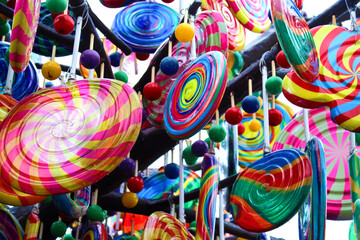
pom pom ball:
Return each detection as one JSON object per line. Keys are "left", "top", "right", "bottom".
{"left": 50, "top": 221, "right": 67, "bottom": 237}
{"left": 80, "top": 49, "right": 100, "bottom": 69}
{"left": 0, "top": 17, "right": 7, "bottom": 25}
{"left": 269, "top": 108, "right": 283, "bottom": 126}
{"left": 54, "top": 14, "right": 74, "bottom": 35}
{"left": 127, "top": 176, "right": 144, "bottom": 193}
{"left": 191, "top": 140, "right": 209, "bottom": 157}
{"left": 46, "top": 0, "right": 68, "bottom": 14}
{"left": 209, "top": 125, "right": 226, "bottom": 142}
{"left": 183, "top": 145, "right": 198, "bottom": 165}
{"left": 248, "top": 119, "right": 261, "bottom": 132}
{"left": 175, "top": 23, "right": 195, "bottom": 43}
{"left": 295, "top": 0, "right": 303, "bottom": 9}
{"left": 41, "top": 61, "right": 62, "bottom": 80}
{"left": 114, "top": 70, "right": 128, "bottom": 83}
{"left": 42, "top": 196, "right": 53, "bottom": 204}
{"left": 122, "top": 192, "right": 138, "bottom": 208}
{"left": 276, "top": 51, "right": 291, "bottom": 69}
{"left": 143, "top": 82, "right": 162, "bottom": 101}
{"left": 242, "top": 95, "right": 260, "bottom": 114}
{"left": 160, "top": 56, "right": 179, "bottom": 75}
{"left": 0, "top": 22, "right": 10, "bottom": 36}
{"left": 162, "top": 0, "right": 175, "bottom": 3}
{"left": 265, "top": 76, "right": 283, "bottom": 95}
{"left": 164, "top": 163, "right": 179, "bottom": 179}
{"left": 136, "top": 53, "right": 150, "bottom": 61}
{"left": 237, "top": 123, "right": 245, "bottom": 135}
{"left": 87, "top": 205, "right": 105, "bottom": 222}
{"left": 45, "top": 81, "right": 54, "bottom": 88}
{"left": 64, "top": 234, "right": 75, "bottom": 240}
{"left": 225, "top": 107, "right": 243, "bottom": 125}
{"left": 118, "top": 158, "right": 135, "bottom": 176}
{"left": 109, "top": 52, "right": 122, "bottom": 67}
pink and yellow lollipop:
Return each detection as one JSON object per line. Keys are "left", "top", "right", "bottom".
{"left": 23, "top": 208, "right": 40, "bottom": 240}
{"left": 10, "top": 0, "right": 41, "bottom": 73}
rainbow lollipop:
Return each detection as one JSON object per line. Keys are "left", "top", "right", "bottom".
{"left": 80, "top": 222, "right": 107, "bottom": 240}
{"left": 273, "top": 107, "right": 354, "bottom": 220}
{"left": 0, "top": 204, "right": 24, "bottom": 239}
{"left": 230, "top": 148, "right": 312, "bottom": 232}
{"left": 0, "top": 79, "right": 142, "bottom": 196}
{"left": 164, "top": 51, "right": 227, "bottom": 140}
{"left": 271, "top": 0, "right": 319, "bottom": 83}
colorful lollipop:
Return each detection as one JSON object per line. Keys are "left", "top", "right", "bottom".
{"left": 112, "top": 2, "right": 178, "bottom": 53}
{"left": 164, "top": 51, "right": 227, "bottom": 140}
{"left": 80, "top": 222, "right": 107, "bottom": 240}
{"left": 230, "top": 148, "right": 312, "bottom": 232}
{"left": 349, "top": 153, "right": 360, "bottom": 239}
{"left": 273, "top": 107, "right": 354, "bottom": 220}
{"left": 0, "top": 204, "right": 24, "bottom": 239}
{"left": 9, "top": 0, "right": 41, "bottom": 72}
{"left": 271, "top": 0, "right": 319, "bottom": 83}
{"left": 0, "top": 79, "right": 142, "bottom": 196}
{"left": 24, "top": 207, "right": 40, "bottom": 240}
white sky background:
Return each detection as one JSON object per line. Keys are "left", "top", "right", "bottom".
{"left": 63, "top": 0, "right": 352, "bottom": 239}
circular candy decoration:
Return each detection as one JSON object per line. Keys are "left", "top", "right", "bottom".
{"left": 0, "top": 94, "right": 18, "bottom": 124}
{"left": 0, "top": 204, "right": 24, "bottom": 239}
{"left": 230, "top": 148, "right": 312, "bottom": 232}
{"left": 271, "top": 0, "right": 319, "bottom": 83}
{"left": 80, "top": 222, "right": 107, "bottom": 240}
{"left": 164, "top": 51, "right": 227, "bottom": 140}
{"left": 227, "top": 0, "right": 271, "bottom": 33}
{"left": 0, "top": 79, "right": 142, "bottom": 195}
{"left": 112, "top": 2, "right": 178, "bottom": 53}
{"left": 227, "top": 51, "right": 244, "bottom": 81}
{"left": 272, "top": 107, "right": 354, "bottom": 220}
{"left": 10, "top": 0, "right": 41, "bottom": 72}
{"left": 143, "top": 11, "right": 228, "bottom": 128}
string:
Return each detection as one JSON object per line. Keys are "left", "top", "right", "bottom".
{"left": 71, "top": 0, "right": 90, "bottom": 30}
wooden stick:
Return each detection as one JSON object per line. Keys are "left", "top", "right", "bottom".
{"left": 248, "top": 79, "right": 252, "bottom": 95}
{"left": 38, "top": 222, "right": 44, "bottom": 239}
{"left": 332, "top": 15, "right": 336, "bottom": 25}
{"left": 89, "top": 33, "right": 95, "bottom": 50}
{"left": 119, "top": 55, "right": 124, "bottom": 71}
{"left": 92, "top": 188, "right": 99, "bottom": 205}
{"left": 272, "top": 95, "right": 275, "bottom": 109}
{"left": 168, "top": 41, "right": 172, "bottom": 57}
{"left": 75, "top": 217, "right": 82, "bottom": 240}
{"left": 151, "top": 66, "right": 155, "bottom": 83}
{"left": 51, "top": 45, "right": 56, "bottom": 62}
{"left": 230, "top": 92, "right": 235, "bottom": 108}
{"left": 199, "top": 131, "right": 201, "bottom": 140}
{"left": 131, "top": 218, "right": 134, "bottom": 236}
{"left": 134, "top": 160, "right": 138, "bottom": 177}
{"left": 216, "top": 110, "right": 219, "bottom": 125}
{"left": 146, "top": 168, "right": 149, "bottom": 177}
{"left": 64, "top": 0, "right": 69, "bottom": 15}
{"left": 171, "top": 148, "right": 174, "bottom": 163}
{"left": 271, "top": 60, "right": 276, "bottom": 77}
{"left": 100, "top": 63, "right": 104, "bottom": 78}
{"left": 184, "top": 9, "right": 188, "bottom": 24}
{"left": 1, "top": 36, "right": 5, "bottom": 42}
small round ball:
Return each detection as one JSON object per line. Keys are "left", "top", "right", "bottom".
{"left": 175, "top": 23, "right": 195, "bottom": 43}
{"left": 46, "top": 0, "right": 67, "bottom": 14}
{"left": 162, "top": 0, "right": 175, "bottom": 3}
{"left": 295, "top": 0, "right": 303, "bottom": 9}
{"left": 51, "top": 12, "right": 63, "bottom": 20}
{"left": 127, "top": 176, "right": 144, "bottom": 193}
{"left": 237, "top": 123, "right": 245, "bottom": 135}
{"left": 160, "top": 56, "right": 179, "bottom": 76}
{"left": 114, "top": 70, "right": 128, "bottom": 83}
{"left": 80, "top": 49, "right": 100, "bottom": 69}
{"left": 191, "top": 140, "right": 209, "bottom": 157}
{"left": 109, "top": 52, "right": 122, "bottom": 67}
{"left": 276, "top": 51, "right": 290, "bottom": 69}
{"left": 269, "top": 108, "right": 283, "bottom": 126}
{"left": 122, "top": 192, "right": 138, "bottom": 208}
{"left": 135, "top": 53, "right": 150, "bottom": 61}
{"left": 183, "top": 145, "right": 198, "bottom": 165}
{"left": 204, "top": 138, "right": 211, "bottom": 148}
{"left": 45, "top": 81, "right": 54, "bottom": 88}
{"left": 265, "top": 76, "right": 283, "bottom": 95}
{"left": 248, "top": 119, "right": 261, "bottom": 132}
{"left": 41, "top": 61, "right": 62, "bottom": 80}
{"left": 0, "top": 22, "right": 10, "bottom": 36}
{"left": 50, "top": 221, "right": 67, "bottom": 237}
{"left": 209, "top": 125, "right": 226, "bottom": 142}
{"left": 143, "top": 82, "right": 162, "bottom": 101}
{"left": 0, "top": 17, "right": 7, "bottom": 25}
{"left": 242, "top": 95, "right": 260, "bottom": 114}
{"left": 225, "top": 107, "right": 243, "bottom": 125}
{"left": 41, "top": 196, "right": 53, "bottom": 204}
{"left": 87, "top": 205, "right": 105, "bottom": 222}
{"left": 64, "top": 234, "right": 75, "bottom": 240}
{"left": 118, "top": 158, "right": 135, "bottom": 176}
{"left": 54, "top": 14, "right": 74, "bottom": 35}
{"left": 164, "top": 163, "right": 179, "bottom": 179}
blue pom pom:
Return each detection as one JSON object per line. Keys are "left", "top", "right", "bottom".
{"left": 242, "top": 95, "right": 260, "bottom": 114}
{"left": 160, "top": 57, "right": 179, "bottom": 76}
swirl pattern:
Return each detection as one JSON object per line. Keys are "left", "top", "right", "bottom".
{"left": 0, "top": 79, "right": 142, "bottom": 196}
{"left": 164, "top": 51, "right": 227, "bottom": 140}
{"left": 227, "top": 0, "right": 271, "bottom": 33}
{"left": 112, "top": 2, "right": 178, "bottom": 53}
{"left": 271, "top": 0, "right": 319, "bottom": 83}
{"left": 273, "top": 107, "right": 354, "bottom": 220}
{"left": 0, "top": 204, "right": 24, "bottom": 240}
{"left": 80, "top": 222, "right": 107, "bottom": 240}
{"left": 143, "top": 11, "right": 228, "bottom": 128}
{"left": 23, "top": 211, "right": 40, "bottom": 240}
{"left": 230, "top": 148, "right": 312, "bottom": 232}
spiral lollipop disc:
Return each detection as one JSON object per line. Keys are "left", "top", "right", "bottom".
{"left": 230, "top": 148, "right": 312, "bottom": 232}
{"left": 0, "top": 204, "right": 24, "bottom": 239}
{"left": 0, "top": 79, "right": 142, "bottom": 196}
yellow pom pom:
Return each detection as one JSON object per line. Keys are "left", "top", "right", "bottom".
{"left": 248, "top": 119, "right": 261, "bottom": 132}
{"left": 41, "top": 61, "right": 61, "bottom": 80}
{"left": 175, "top": 23, "right": 195, "bottom": 43}
{"left": 122, "top": 192, "right": 138, "bottom": 208}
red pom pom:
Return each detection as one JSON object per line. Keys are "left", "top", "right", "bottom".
{"left": 269, "top": 109, "right": 283, "bottom": 126}
{"left": 294, "top": 0, "right": 303, "bottom": 9}
{"left": 51, "top": 12, "right": 63, "bottom": 20}
{"left": 225, "top": 107, "right": 243, "bottom": 125}
{"left": 276, "top": 51, "right": 291, "bottom": 69}
{"left": 162, "top": 0, "right": 175, "bottom": 3}
{"left": 127, "top": 176, "right": 144, "bottom": 193}
{"left": 237, "top": 123, "right": 245, "bottom": 135}
{"left": 143, "top": 82, "right": 162, "bottom": 101}
{"left": 54, "top": 14, "right": 74, "bottom": 35}
{"left": 136, "top": 53, "right": 150, "bottom": 61}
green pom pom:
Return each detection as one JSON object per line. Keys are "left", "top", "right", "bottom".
{"left": 0, "top": 17, "right": 7, "bottom": 25}
{"left": 204, "top": 138, "right": 211, "bottom": 148}
{"left": 265, "top": 76, "right": 283, "bottom": 95}
{"left": 114, "top": 70, "right": 128, "bottom": 83}
{"left": 50, "top": 221, "right": 67, "bottom": 237}
{"left": 0, "top": 22, "right": 10, "bottom": 36}
{"left": 208, "top": 125, "right": 226, "bottom": 142}
{"left": 63, "top": 233, "right": 75, "bottom": 240}
{"left": 46, "top": 0, "right": 67, "bottom": 14}
{"left": 183, "top": 145, "right": 198, "bottom": 165}
{"left": 41, "top": 196, "right": 53, "bottom": 204}
{"left": 87, "top": 205, "right": 105, "bottom": 222}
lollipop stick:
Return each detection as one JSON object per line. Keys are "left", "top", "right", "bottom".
{"left": 168, "top": 40, "right": 172, "bottom": 57}
{"left": 350, "top": 132, "right": 356, "bottom": 154}
{"left": 271, "top": 60, "right": 276, "bottom": 77}
{"left": 216, "top": 110, "right": 219, "bottom": 125}
{"left": 272, "top": 95, "right": 275, "bottom": 109}
{"left": 178, "top": 140, "right": 185, "bottom": 224}
{"left": 100, "top": 63, "right": 105, "bottom": 78}
{"left": 131, "top": 216, "right": 134, "bottom": 236}
{"left": 248, "top": 79, "right": 253, "bottom": 95}
{"left": 218, "top": 188, "right": 224, "bottom": 240}
{"left": 184, "top": 9, "right": 188, "bottom": 24}
{"left": 134, "top": 54, "right": 138, "bottom": 75}
{"left": 70, "top": 16, "right": 83, "bottom": 80}
{"left": 91, "top": 188, "right": 99, "bottom": 205}
{"left": 171, "top": 148, "right": 174, "bottom": 163}
{"left": 190, "top": 15, "right": 196, "bottom": 61}
{"left": 1, "top": 36, "right": 5, "bottom": 42}
{"left": 332, "top": 15, "right": 336, "bottom": 25}
{"left": 75, "top": 217, "right": 82, "bottom": 240}
{"left": 64, "top": 0, "right": 69, "bottom": 15}
{"left": 151, "top": 66, "right": 155, "bottom": 83}
{"left": 303, "top": 109, "right": 310, "bottom": 143}
{"left": 88, "top": 34, "right": 95, "bottom": 79}
{"left": 4, "top": 66, "right": 14, "bottom": 95}
{"left": 261, "top": 64, "right": 270, "bottom": 153}
{"left": 134, "top": 160, "right": 138, "bottom": 177}
{"left": 119, "top": 55, "right": 124, "bottom": 71}
{"left": 230, "top": 92, "right": 235, "bottom": 108}
{"left": 38, "top": 222, "right": 44, "bottom": 239}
